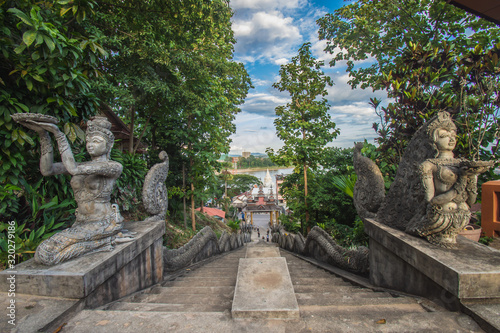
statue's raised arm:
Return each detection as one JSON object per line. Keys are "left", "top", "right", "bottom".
{"left": 12, "top": 113, "right": 68, "bottom": 176}
{"left": 13, "top": 114, "right": 131, "bottom": 265}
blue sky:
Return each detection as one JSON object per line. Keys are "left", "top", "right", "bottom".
{"left": 228, "top": 0, "right": 387, "bottom": 154}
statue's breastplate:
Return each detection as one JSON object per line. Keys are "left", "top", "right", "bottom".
{"left": 436, "top": 164, "right": 458, "bottom": 186}
{"left": 71, "top": 175, "right": 112, "bottom": 203}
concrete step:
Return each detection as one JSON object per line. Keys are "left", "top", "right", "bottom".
{"left": 292, "top": 284, "right": 368, "bottom": 293}
{"left": 297, "top": 294, "right": 416, "bottom": 307}
{"left": 171, "top": 274, "right": 237, "bottom": 281}
{"left": 290, "top": 277, "right": 353, "bottom": 286}
{"left": 295, "top": 290, "right": 394, "bottom": 302}
{"left": 198, "top": 260, "right": 241, "bottom": 267}
{"left": 67, "top": 243, "right": 483, "bottom": 332}
{"left": 288, "top": 266, "right": 342, "bottom": 280}
{"left": 105, "top": 302, "right": 231, "bottom": 312}
{"left": 63, "top": 309, "right": 482, "bottom": 332}
{"left": 149, "top": 286, "right": 235, "bottom": 295}
{"left": 231, "top": 256, "right": 299, "bottom": 319}
{"left": 180, "top": 268, "right": 238, "bottom": 277}
{"left": 162, "top": 278, "right": 236, "bottom": 287}
{"left": 299, "top": 302, "right": 427, "bottom": 317}
{"left": 132, "top": 292, "right": 232, "bottom": 305}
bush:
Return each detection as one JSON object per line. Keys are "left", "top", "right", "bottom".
{"left": 111, "top": 149, "right": 148, "bottom": 215}
{"left": 0, "top": 178, "right": 75, "bottom": 268}
{"left": 226, "top": 219, "right": 240, "bottom": 232}
{"left": 327, "top": 218, "right": 368, "bottom": 248}
{"left": 280, "top": 214, "right": 301, "bottom": 234}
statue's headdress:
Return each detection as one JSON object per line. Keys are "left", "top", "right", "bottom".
{"left": 86, "top": 116, "right": 114, "bottom": 157}
{"left": 425, "top": 111, "right": 457, "bottom": 157}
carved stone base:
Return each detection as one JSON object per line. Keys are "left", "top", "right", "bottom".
{"left": 364, "top": 218, "right": 500, "bottom": 311}
{"left": 0, "top": 220, "right": 165, "bottom": 307}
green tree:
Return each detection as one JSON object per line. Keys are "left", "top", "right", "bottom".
{"left": 267, "top": 43, "right": 339, "bottom": 233}
{"left": 0, "top": 0, "right": 105, "bottom": 265}
{"left": 318, "top": 0, "right": 499, "bottom": 90}
{"left": 377, "top": 41, "right": 500, "bottom": 165}
{"left": 225, "top": 174, "right": 260, "bottom": 198}
{"left": 318, "top": 0, "right": 500, "bottom": 176}
{"left": 89, "top": 0, "right": 252, "bottom": 231}
{"left": 278, "top": 147, "right": 358, "bottom": 229}
{"left": 1, "top": 0, "right": 104, "bottom": 186}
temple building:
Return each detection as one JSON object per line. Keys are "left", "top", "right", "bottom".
{"left": 243, "top": 185, "right": 281, "bottom": 226}
{"left": 232, "top": 169, "right": 286, "bottom": 226}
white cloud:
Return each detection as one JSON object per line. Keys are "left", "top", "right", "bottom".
{"left": 252, "top": 78, "right": 272, "bottom": 87}
{"left": 332, "top": 103, "right": 377, "bottom": 125}
{"left": 233, "top": 11, "right": 302, "bottom": 64}
{"left": 229, "top": 111, "right": 282, "bottom": 154}
{"left": 240, "top": 92, "right": 289, "bottom": 116}
{"left": 329, "top": 102, "right": 380, "bottom": 148}
{"left": 228, "top": 0, "right": 385, "bottom": 153}
{"left": 231, "top": 0, "right": 305, "bottom": 11}
{"left": 325, "top": 73, "right": 387, "bottom": 105}
{"left": 275, "top": 58, "right": 289, "bottom": 65}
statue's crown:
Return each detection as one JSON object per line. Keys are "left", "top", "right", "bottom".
{"left": 86, "top": 116, "right": 114, "bottom": 143}
{"left": 426, "top": 111, "right": 456, "bottom": 137}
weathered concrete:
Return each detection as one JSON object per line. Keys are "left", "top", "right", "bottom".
{"left": 0, "top": 293, "right": 79, "bottom": 333}
{"left": 232, "top": 245, "right": 299, "bottom": 319}
{"left": 61, "top": 243, "right": 482, "bottom": 332}
{"left": 0, "top": 220, "right": 164, "bottom": 301}
{"left": 246, "top": 246, "right": 280, "bottom": 258}
{"left": 60, "top": 310, "right": 483, "bottom": 333}
{"left": 364, "top": 218, "right": 500, "bottom": 310}
{"left": 462, "top": 301, "right": 500, "bottom": 332}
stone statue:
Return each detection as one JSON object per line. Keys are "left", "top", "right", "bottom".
{"left": 142, "top": 151, "right": 169, "bottom": 222}
{"left": 354, "top": 112, "right": 496, "bottom": 248}
{"left": 12, "top": 113, "right": 133, "bottom": 265}
{"left": 353, "top": 142, "right": 385, "bottom": 220}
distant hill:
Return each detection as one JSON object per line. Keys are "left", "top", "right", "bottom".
{"left": 227, "top": 153, "right": 268, "bottom": 158}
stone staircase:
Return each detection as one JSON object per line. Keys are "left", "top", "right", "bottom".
{"left": 61, "top": 242, "right": 482, "bottom": 332}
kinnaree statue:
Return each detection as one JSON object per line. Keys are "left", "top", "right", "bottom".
{"left": 13, "top": 113, "right": 134, "bottom": 265}
{"left": 354, "top": 111, "right": 496, "bottom": 248}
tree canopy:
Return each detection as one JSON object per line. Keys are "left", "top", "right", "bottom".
{"left": 0, "top": 0, "right": 252, "bottom": 261}
{"left": 318, "top": 0, "right": 500, "bottom": 174}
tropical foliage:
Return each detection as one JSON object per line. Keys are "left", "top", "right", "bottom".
{"left": 279, "top": 147, "right": 358, "bottom": 232}
{"left": 0, "top": 0, "right": 251, "bottom": 265}
{"left": 318, "top": 0, "right": 500, "bottom": 178}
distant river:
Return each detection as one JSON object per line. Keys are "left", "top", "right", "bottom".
{"left": 235, "top": 167, "right": 294, "bottom": 183}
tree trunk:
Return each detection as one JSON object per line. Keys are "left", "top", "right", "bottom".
{"left": 190, "top": 154, "right": 196, "bottom": 231}
{"left": 191, "top": 182, "right": 196, "bottom": 231}
{"left": 128, "top": 104, "right": 135, "bottom": 154}
{"left": 182, "top": 162, "right": 187, "bottom": 229}
{"left": 133, "top": 113, "right": 152, "bottom": 154}
{"left": 304, "top": 163, "right": 309, "bottom": 233}
{"left": 151, "top": 123, "right": 157, "bottom": 150}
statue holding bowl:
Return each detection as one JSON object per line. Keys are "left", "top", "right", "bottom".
{"left": 12, "top": 113, "right": 133, "bottom": 265}
{"left": 354, "top": 111, "right": 496, "bottom": 248}
{"left": 415, "top": 113, "right": 493, "bottom": 247}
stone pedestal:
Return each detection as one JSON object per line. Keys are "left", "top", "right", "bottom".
{"left": 364, "top": 218, "right": 500, "bottom": 310}
{"left": 0, "top": 219, "right": 165, "bottom": 308}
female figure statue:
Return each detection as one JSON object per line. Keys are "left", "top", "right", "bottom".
{"left": 415, "top": 114, "right": 480, "bottom": 247}
{"left": 355, "top": 112, "right": 494, "bottom": 248}
{"left": 13, "top": 114, "right": 133, "bottom": 265}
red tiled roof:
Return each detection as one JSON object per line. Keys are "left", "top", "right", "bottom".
{"left": 195, "top": 207, "right": 226, "bottom": 219}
